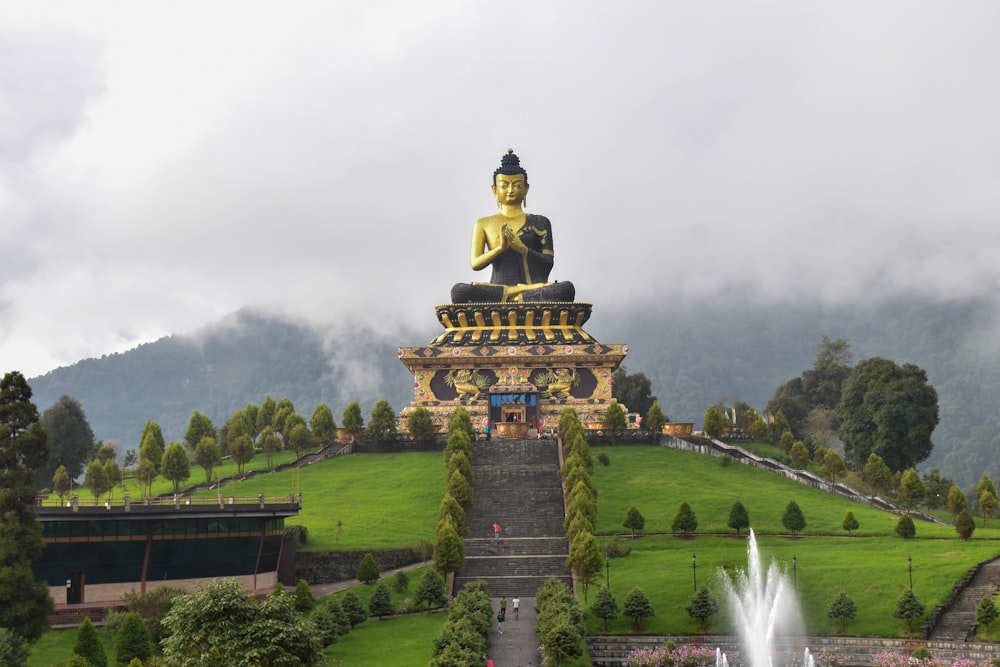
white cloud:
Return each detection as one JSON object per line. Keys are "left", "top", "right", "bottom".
{"left": 2, "top": 0, "right": 1000, "bottom": 376}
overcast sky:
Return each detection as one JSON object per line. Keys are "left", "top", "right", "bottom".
{"left": 3, "top": 1, "right": 999, "bottom": 378}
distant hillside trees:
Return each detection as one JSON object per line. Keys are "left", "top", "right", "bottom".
{"left": 838, "top": 357, "right": 938, "bottom": 472}
{"left": 646, "top": 400, "right": 667, "bottom": 435}
{"left": 193, "top": 436, "right": 222, "bottom": 483}
{"left": 36, "top": 395, "right": 97, "bottom": 488}
{"left": 767, "top": 337, "right": 852, "bottom": 440}
{"left": 612, "top": 367, "right": 657, "bottom": 420}
{"left": 702, "top": 405, "right": 725, "bottom": 438}
{"left": 406, "top": 406, "right": 436, "bottom": 443}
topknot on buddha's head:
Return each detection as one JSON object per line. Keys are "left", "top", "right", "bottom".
{"left": 493, "top": 149, "right": 527, "bottom": 184}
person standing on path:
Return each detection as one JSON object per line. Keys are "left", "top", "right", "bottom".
{"left": 512, "top": 595, "right": 520, "bottom": 619}
{"left": 500, "top": 596, "right": 507, "bottom": 616}
{"left": 493, "top": 521, "right": 501, "bottom": 538}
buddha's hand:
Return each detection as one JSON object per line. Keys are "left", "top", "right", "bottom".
{"left": 504, "top": 228, "right": 528, "bottom": 255}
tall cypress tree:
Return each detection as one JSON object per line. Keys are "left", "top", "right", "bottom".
{"left": 0, "top": 372, "right": 54, "bottom": 641}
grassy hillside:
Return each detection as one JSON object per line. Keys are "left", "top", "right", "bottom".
{"left": 589, "top": 445, "right": 1000, "bottom": 637}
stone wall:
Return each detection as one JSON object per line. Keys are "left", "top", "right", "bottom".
{"left": 294, "top": 548, "right": 419, "bottom": 584}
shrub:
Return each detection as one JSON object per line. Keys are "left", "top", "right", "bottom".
{"left": 895, "top": 515, "right": 916, "bottom": 539}
{"left": 293, "top": 579, "right": 315, "bottom": 612}
{"left": 598, "top": 452, "right": 610, "bottom": 466}
{"left": 115, "top": 611, "right": 152, "bottom": 665}
{"left": 284, "top": 524, "right": 309, "bottom": 545}
{"left": 73, "top": 617, "right": 107, "bottom": 667}
{"left": 603, "top": 537, "right": 632, "bottom": 558}
{"left": 393, "top": 570, "right": 410, "bottom": 593}
{"left": 357, "top": 552, "right": 380, "bottom": 583}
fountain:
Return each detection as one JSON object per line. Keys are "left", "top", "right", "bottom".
{"left": 721, "top": 529, "right": 806, "bottom": 667}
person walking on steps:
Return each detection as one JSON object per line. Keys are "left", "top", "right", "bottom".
{"left": 493, "top": 522, "right": 501, "bottom": 538}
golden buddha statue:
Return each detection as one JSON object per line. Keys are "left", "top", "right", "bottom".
{"left": 450, "top": 150, "right": 575, "bottom": 303}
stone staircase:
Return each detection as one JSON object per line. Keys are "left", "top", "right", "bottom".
{"left": 454, "top": 438, "right": 572, "bottom": 598}
{"left": 928, "top": 556, "right": 1000, "bottom": 640}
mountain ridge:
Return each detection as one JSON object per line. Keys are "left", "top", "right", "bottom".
{"left": 25, "top": 297, "right": 1000, "bottom": 488}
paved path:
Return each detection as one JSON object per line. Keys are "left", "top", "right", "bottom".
{"left": 488, "top": 596, "right": 539, "bottom": 667}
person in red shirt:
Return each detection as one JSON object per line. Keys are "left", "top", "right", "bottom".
{"left": 493, "top": 522, "right": 501, "bottom": 538}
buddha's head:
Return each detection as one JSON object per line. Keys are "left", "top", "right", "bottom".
{"left": 492, "top": 149, "right": 528, "bottom": 207}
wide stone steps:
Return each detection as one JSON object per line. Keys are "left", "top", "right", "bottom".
{"left": 930, "top": 557, "right": 1000, "bottom": 640}
{"left": 455, "top": 438, "right": 572, "bottom": 599}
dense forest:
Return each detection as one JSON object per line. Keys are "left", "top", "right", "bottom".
{"left": 25, "top": 296, "right": 1000, "bottom": 489}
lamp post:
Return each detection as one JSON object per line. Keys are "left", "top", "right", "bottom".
{"left": 908, "top": 556, "right": 913, "bottom": 590}
{"left": 692, "top": 553, "right": 697, "bottom": 593}
{"left": 605, "top": 553, "right": 610, "bottom": 590}
{"left": 792, "top": 554, "right": 797, "bottom": 588}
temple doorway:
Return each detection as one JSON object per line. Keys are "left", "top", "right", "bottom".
{"left": 488, "top": 386, "right": 539, "bottom": 439}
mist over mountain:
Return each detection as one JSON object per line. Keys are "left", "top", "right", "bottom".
{"left": 26, "top": 297, "right": 1000, "bottom": 489}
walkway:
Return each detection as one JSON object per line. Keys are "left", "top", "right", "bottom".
{"left": 929, "top": 556, "right": 1000, "bottom": 641}
{"left": 489, "top": 596, "right": 539, "bottom": 667}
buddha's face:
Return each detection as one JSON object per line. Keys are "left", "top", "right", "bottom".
{"left": 493, "top": 174, "right": 528, "bottom": 207}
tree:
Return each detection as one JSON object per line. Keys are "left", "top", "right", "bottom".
{"left": 977, "top": 596, "right": 999, "bottom": 635}
{"left": 139, "top": 419, "right": 166, "bottom": 473}
{"left": 194, "top": 436, "right": 222, "bottom": 483}
{"left": 591, "top": 587, "right": 619, "bottom": 631}
{"left": 728, "top": 501, "right": 750, "bottom": 535}
{"left": 947, "top": 484, "right": 969, "bottom": 517}
{"left": 83, "top": 458, "right": 112, "bottom": 504}
{"left": 646, "top": 400, "right": 668, "bottom": 436}
{"left": 979, "top": 490, "right": 999, "bottom": 527}
{"left": 161, "top": 577, "right": 323, "bottom": 666}
{"left": 368, "top": 581, "right": 395, "bottom": 619}
{"left": 895, "top": 515, "right": 916, "bottom": 539}
{"left": 827, "top": 591, "right": 857, "bottom": 634}
{"left": 790, "top": 441, "right": 809, "bottom": 468}
{"left": 184, "top": 410, "right": 217, "bottom": 451}
{"left": 161, "top": 441, "right": 191, "bottom": 494}
{"left": 822, "top": 449, "right": 847, "bottom": 483}
{"left": 73, "top": 616, "right": 107, "bottom": 667}
{"left": 287, "top": 422, "right": 310, "bottom": 457}
{"left": 921, "top": 468, "right": 952, "bottom": 509}
{"left": 842, "top": 511, "right": 859, "bottom": 536}
{"left": 567, "top": 531, "right": 604, "bottom": 600}
{"left": 976, "top": 471, "right": 997, "bottom": 499}
{"left": 392, "top": 569, "right": 410, "bottom": 593}
{"left": 433, "top": 518, "right": 465, "bottom": 573}
{"left": 898, "top": 468, "right": 926, "bottom": 509}
{"left": 703, "top": 404, "right": 725, "bottom": 438}
{"left": 229, "top": 435, "right": 255, "bottom": 475}
{"left": 36, "top": 395, "right": 96, "bottom": 487}
{"left": 357, "top": 553, "right": 380, "bottom": 583}
{"left": 863, "top": 453, "right": 892, "bottom": 498}
{"left": 447, "top": 406, "right": 476, "bottom": 442}
{"left": 892, "top": 588, "right": 925, "bottom": 636}
{"left": 313, "top": 597, "right": 350, "bottom": 646}
{"left": 415, "top": 569, "right": 447, "bottom": 609}
{"left": 623, "top": 586, "right": 655, "bottom": 630}
{"left": 309, "top": 403, "right": 336, "bottom": 446}
{"left": 52, "top": 464, "right": 71, "bottom": 503}
{"left": 292, "top": 579, "right": 315, "bottom": 613}
{"left": 136, "top": 457, "right": 157, "bottom": 498}
{"left": 256, "top": 395, "right": 277, "bottom": 433}
{"left": 672, "top": 501, "right": 698, "bottom": 534}
{"left": 406, "top": 406, "right": 436, "bottom": 443}
{"left": 611, "top": 366, "right": 656, "bottom": 420}
{"left": 955, "top": 508, "right": 976, "bottom": 540}
{"left": 781, "top": 501, "right": 806, "bottom": 534}
{"left": 623, "top": 505, "right": 645, "bottom": 539}
{"left": 367, "top": 399, "right": 398, "bottom": 442}
{"left": 342, "top": 401, "right": 365, "bottom": 441}
{"left": 0, "top": 628, "right": 29, "bottom": 667}
{"left": 223, "top": 407, "right": 255, "bottom": 455}
{"left": 115, "top": 611, "right": 152, "bottom": 665}
{"left": 603, "top": 402, "right": 627, "bottom": 443}
{"left": 0, "top": 373, "right": 54, "bottom": 642}
{"left": 686, "top": 587, "right": 719, "bottom": 631}
{"left": 341, "top": 591, "right": 368, "bottom": 626}
{"left": 837, "top": 357, "right": 939, "bottom": 471}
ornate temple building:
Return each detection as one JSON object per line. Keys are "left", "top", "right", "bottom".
{"left": 398, "top": 150, "right": 627, "bottom": 437}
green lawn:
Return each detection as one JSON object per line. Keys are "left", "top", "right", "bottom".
{"left": 28, "top": 442, "right": 1000, "bottom": 666}
{"left": 586, "top": 445, "right": 1000, "bottom": 637}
